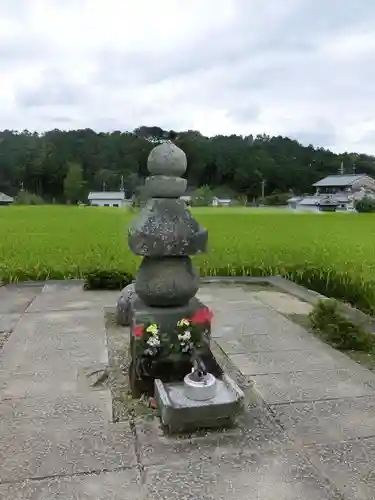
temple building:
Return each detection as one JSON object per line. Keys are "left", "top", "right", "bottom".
{"left": 288, "top": 173, "right": 375, "bottom": 212}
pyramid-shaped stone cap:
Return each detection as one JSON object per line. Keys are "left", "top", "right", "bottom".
{"left": 128, "top": 198, "right": 208, "bottom": 257}
{"left": 147, "top": 141, "right": 187, "bottom": 177}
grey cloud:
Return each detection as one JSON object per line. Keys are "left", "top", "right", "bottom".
{"left": 225, "top": 104, "right": 260, "bottom": 124}
{"left": 293, "top": 130, "right": 337, "bottom": 150}
{"left": 15, "top": 70, "right": 85, "bottom": 108}
{"left": 290, "top": 119, "right": 337, "bottom": 149}
{"left": 92, "top": 3, "right": 322, "bottom": 89}
{"left": 92, "top": 0, "right": 370, "bottom": 100}
{"left": 5, "top": 0, "right": 375, "bottom": 153}
{"left": 0, "top": 38, "right": 50, "bottom": 69}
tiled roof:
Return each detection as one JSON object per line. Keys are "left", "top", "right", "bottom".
{"left": 312, "top": 174, "right": 366, "bottom": 187}
{"left": 298, "top": 196, "right": 320, "bottom": 205}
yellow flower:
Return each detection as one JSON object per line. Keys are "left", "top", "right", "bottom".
{"left": 146, "top": 324, "right": 159, "bottom": 336}
{"left": 177, "top": 318, "right": 190, "bottom": 327}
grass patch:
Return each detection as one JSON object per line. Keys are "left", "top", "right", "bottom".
{"left": 307, "top": 299, "right": 375, "bottom": 371}
{"left": 1, "top": 206, "right": 375, "bottom": 312}
{"left": 309, "top": 299, "right": 375, "bottom": 351}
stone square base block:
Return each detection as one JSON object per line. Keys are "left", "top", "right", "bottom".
{"left": 131, "top": 296, "right": 211, "bottom": 335}
{"left": 155, "top": 374, "right": 245, "bottom": 434}
{"left": 129, "top": 295, "right": 214, "bottom": 396}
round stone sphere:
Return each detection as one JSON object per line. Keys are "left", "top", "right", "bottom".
{"left": 147, "top": 141, "right": 187, "bottom": 177}
{"left": 135, "top": 256, "right": 199, "bottom": 307}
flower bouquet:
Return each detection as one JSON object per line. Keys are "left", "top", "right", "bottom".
{"left": 132, "top": 307, "right": 213, "bottom": 382}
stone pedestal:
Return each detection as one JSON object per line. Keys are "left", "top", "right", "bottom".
{"left": 154, "top": 375, "right": 245, "bottom": 434}
{"left": 131, "top": 296, "right": 210, "bottom": 334}
{"left": 129, "top": 295, "right": 212, "bottom": 396}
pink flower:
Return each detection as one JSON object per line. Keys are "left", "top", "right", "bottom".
{"left": 191, "top": 308, "right": 213, "bottom": 325}
{"left": 133, "top": 324, "right": 144, "bottom": 337}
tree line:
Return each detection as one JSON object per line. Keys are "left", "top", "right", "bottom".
{"left": 0, "top": 126, "right": 374, "bottom": 204}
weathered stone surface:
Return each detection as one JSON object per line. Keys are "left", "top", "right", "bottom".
{"left": 129, "top": 296, "right": 212, "bottom": 395}
{"left": 128, "top": 198, "right": 208, "bottom": 256}
{"left": 0, "top": 368, "right": 79, "bottom": 398}
{"left": 0, "top": 391, "right": 112, "bottom": 432}
{"left": 4, "top": 281, "right": 375, "bottom": 497}
{"left": 0, "top": 469, "right": 141, "bottom": 500}
{"left": 136, "top": 408, "right": 286, "bottom": 466}
{"left": 216, "top": 332, "right": 322, "bottom": 354}
{"left": 116, "top": 283, "right": 135, "bottom": 326}
{"left": 131, "top": 296, "right": 210, "bottom": 333}
{"left": 253, "top": 290, "right": 314, "bottom": 315}
{"left": 229, "top": 348, "right": 348, "bottom": 376}
{"left": 135, "top": 256, "right": 199, "bottom": 306}
{"left": 210, "top": 295, "right": 317, "bottom": 338}
{"left": 0, "top": 286, "right": 40, "bottom": 314}
{"left": 0, "top": 309, "right": 108, "bottom": 373}
{"left": 252, "top": 368, "right": 375, "bottom": 404}
{"left": 271, "top": 396, "right": 375, "bottom": 444}
{"left": 0, "top": 422, "right": 136, "bottom": 482}
{"left": 147, "top": 140, "right": 187, "bottom": 177}
{"left": 27, "top": 283, "right": 119, "bottom": 313}
{"left": 305, "top": 438, "right": 375, "bottom": 500}
{"left": 142, "top": 450, "right": 340, "bottom": 500}
{"left": 154, "top": 375, "right": 244, "bottom": 433}
{"left": 0, "top": 313, "right": 20, "bottom": 333}
{"left": 145, "top": 175, "right": 187, "bottom": 197}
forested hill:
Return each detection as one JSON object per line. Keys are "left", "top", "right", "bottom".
{"left": 1, "top": 126, "right": 374, "bottom": 203}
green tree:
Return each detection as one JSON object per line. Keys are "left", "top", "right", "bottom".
{"left": 63, "top": 162, "right": 85, "bottom": 204}
{"left": 191, "top": 185, "right": 213, "bottom": 206}
{"left": 0, "top": 126, "right": 375, "bottom": 203}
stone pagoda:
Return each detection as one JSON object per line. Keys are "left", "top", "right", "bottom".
{"left": 125, "top": 134, "right": 212, "bottom": 396}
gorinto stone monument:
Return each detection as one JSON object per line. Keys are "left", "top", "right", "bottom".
{"left": 121, "top": 134, "right": 215, "bottom": 396}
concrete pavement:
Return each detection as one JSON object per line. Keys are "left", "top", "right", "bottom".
{"left": 0, "top": 281, "right": 375, "bottom": 498}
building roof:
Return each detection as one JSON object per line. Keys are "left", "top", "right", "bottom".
{"left": 312, "top": 174, "right": 367, "bottom": 188}
{"left": 287, "top": 196, "right": 302, "bottom": 203}
{"left": 298, "top": 196, "right": 320, "bottom": 206}
{"left": 88, "top": 191, "right": 127, "bottom": 200}
{"left": 0, "top": 192, "right": 13, "bottom": 202}
{"left": 212, "top": 197, "right": 232, "bottom": 202}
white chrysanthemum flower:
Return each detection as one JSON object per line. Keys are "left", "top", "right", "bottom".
{"left": 177, "top": 318, "right": 190, "bottom": 327}
{"left": 146, "top": 324, "right": 159, "bottom": 336}
{"left": 184, "top": 331, "right": 191, "bottom": 340}
{"left": 147, "top": 336, "right": 160, "bottom": 347}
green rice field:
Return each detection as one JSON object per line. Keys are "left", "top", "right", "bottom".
{"left": 1, "top": 205, "right": 375, "bottom": 312}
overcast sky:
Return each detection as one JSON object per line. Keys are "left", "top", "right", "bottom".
{"left": 1, "top": 0, "right": 374, "bottom": 154}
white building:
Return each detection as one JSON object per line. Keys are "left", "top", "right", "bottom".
{"left": 180, "top": 195, "right": 192, "bottom": 206}
{"left": 287, "top": 196, "right": 321, "bottom": 212}
{"left": 312, "top": 174, "right": 375, "bottom": 210}
{"left": 212, "top": 196, "right": 232, "bottom": 207}
{"left": 87, "top": 191, "right": 131, "bottom": 208}
{"left": 0, "top": 192, "right": 13, "bottom": 206}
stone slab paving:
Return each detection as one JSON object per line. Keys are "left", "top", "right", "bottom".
{"left": 252, "top": 290, "right": 314, "bottom": 315}
{"left": 0, "top": 470, "right": 141, "bottom": 500}
{"left": 0, "top": 285, "right": 42, "bottom": 314}
{"left": 2, "top": 281, "right": 375, "bottom": 498}
{"left": 26, "top": 283, "right": 120, "bottom": 313}
{"left": 0, "top": 283, "right": 141, "bottom": 498}
{"left": 0, "top": 313, "right": 21, "bottom": 334}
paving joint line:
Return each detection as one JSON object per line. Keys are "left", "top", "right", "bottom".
{"left": 0, "top": 464, "right": 138, "bottom": 486}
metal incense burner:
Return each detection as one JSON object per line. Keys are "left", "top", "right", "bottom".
{"left": 183, "top": 356, "right": 217, "bottom": 401}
